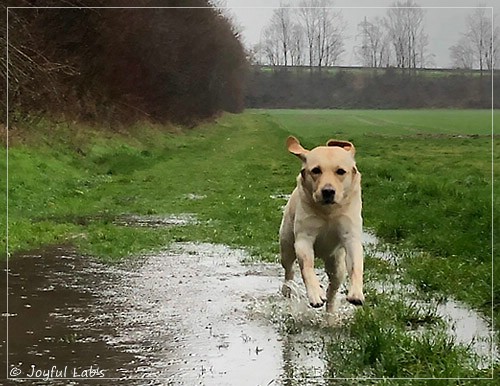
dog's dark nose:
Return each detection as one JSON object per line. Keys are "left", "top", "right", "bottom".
{"left": 321, "top": 186, "right": 335, "bottom": 203}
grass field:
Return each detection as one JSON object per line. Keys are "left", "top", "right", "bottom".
{"left": 263, "top": 108, "right": 495, "bottom": 135}
{"left": 2, "top": 109, "right": 499, "bottom": 381}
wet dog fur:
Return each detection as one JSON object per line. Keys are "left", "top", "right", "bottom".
{"left": 279, "top": 136, "right": 365, "bottom": 312}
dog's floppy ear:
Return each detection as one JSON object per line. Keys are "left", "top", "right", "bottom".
{"left": 287, "top": 136, "right": 308, "bottom": 162}
{"left": 326, "top": 139, "right": 356, "bottom": 155}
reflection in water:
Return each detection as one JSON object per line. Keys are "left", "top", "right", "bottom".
{"left": 106, "top": 242, "right": 285, "bottom": 385}
{"left": 0, "top": 246, "right": 137, "bottom": 383}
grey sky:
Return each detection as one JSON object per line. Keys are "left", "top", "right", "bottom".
{"left": 224, "top": 0, "right": 498, "bottom": 68}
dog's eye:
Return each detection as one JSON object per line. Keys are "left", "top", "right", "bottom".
{"left": 311, "top": 167, "right": 322, "bottom": 175}
{"left": 336, "top": 168, "right": 347, "bottom": 176}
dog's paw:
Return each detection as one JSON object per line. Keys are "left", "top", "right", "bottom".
{"left": 346, "top": 290, "right": 365, "bottom": 306}
{"left": 307, "top": 286, "right": 327, "bottom": 308}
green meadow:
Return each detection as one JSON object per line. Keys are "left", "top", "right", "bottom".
{"left": 2, "top": 109, "right": 499, "bottom": 381}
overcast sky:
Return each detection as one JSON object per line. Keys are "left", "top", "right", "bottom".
{"left": 223, "top": 0, "right": 498, "bottom": 68}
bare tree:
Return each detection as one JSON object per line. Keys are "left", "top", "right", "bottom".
{"left": 416, "top": 30, "right": 435, "bottom": 68}
{"left": 297, "top": 0, "right": 345, "bottom": 67}
{"left": 258, "top": 0, "right": 344, "bottom": 67}
{"left": 384, "top": 0, "right": 430, "bottom": 69}
{"left": 355, "top": 16, "right": 389, "bottom": 67}
{"left": 262, "top": 22, "right": 282, "bottom": 65}
{"left": 384, "top": 5, "right": 406, "bottom": 68}
{"left": 319, "top": 6, "right": 346, "bottom": 66}
{"left": 298, "top": 0, "right": 319, "bottom": 67}
{"left": 274, "top": 5, "right": 293, "bottom": 66}
{"left": 467, "top": 7, "right": 499, "bottom": 71}
{"left": 466, "top": 7, "right": 490, "bottom": 72}
{"left": 289, "top": 22, "right": 305, "bottom": 65}
{"left": 449, "top": 37, "right": 475, "bottom": 69}
{"left": 489, "top": 24, "right": 500, "bottom": 69}
{"left": 449, "top": 7, "right": 499, "bottom": 71}
{"left": 259, "top": 3, "right": 295, "bottom": 66}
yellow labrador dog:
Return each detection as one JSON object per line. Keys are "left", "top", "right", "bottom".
{"left": 279, "top": 136, "right": 365, "bottom": 312}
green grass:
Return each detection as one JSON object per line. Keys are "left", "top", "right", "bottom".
{"left": 2, "top": 108, "right": 498, "bottom": 380}
{"left": 328, "top": 299, "right": 475, "bottom": 379}
{"left": 264, "top": 109, "right": 499, "bottom": 360}
{"left": 259, "top": 108, "right": 495, "bottom": 136}
{"left": 3, "top": 114, "right": 290, "bottom": 260}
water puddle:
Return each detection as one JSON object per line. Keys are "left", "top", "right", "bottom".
{"left": 183, "top": 193, "right": 207, "bottom": 201}
{"left": 2, "top": 236, "right": 496, "bottom": 384}
{"left": 437, "top": 299, "right": 495, "bottom": 367}
{"left": 2, "top": 243, "right": 352, "bottom": 384}
{"left": 363, "top": 230, "right": 400, "bottom": 263}
{"left": 365, "top": 233, "right": 497, "bottom": 367}
{"left": 37, "top": 213, "right": 198, "bottom": 228}
{"left": 1, "top": 246, "right": 137, "bottom": 383}
{"left": 106, "top": 242, "right": 286, "bottom": 384}
{"left": 97, "top": 242, "right": 361, "bottom": 384}
{"left": 113, "top": 213, "right": 198, "bottom": 228}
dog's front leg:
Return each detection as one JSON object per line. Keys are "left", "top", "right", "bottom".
{"left": 343, "top": 238, "right": 365, "bottom": 305}
{"left": 294, "top": 236, "right": 326, "bottom": 308}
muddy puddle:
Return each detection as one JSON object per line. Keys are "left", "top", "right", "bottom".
{"left": 2, "top": 234, "right": 497, "bottom": 384}
{"left": 2, "top": 242, "right": 355, "bottom": 385}
{"left": 39, "top": 213, "right": 198, "bottom": 228}
{"left": 113, "top": 213, "right": 198, "bottom": 228}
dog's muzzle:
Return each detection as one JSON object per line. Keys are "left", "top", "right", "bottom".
{"left": 321, "top": 186, "right": 335, "bottom": 205}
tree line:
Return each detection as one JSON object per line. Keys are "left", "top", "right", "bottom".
{"left": 244, "top": 66, "right": 499, "bottom": 109}
{"left": 3, "top": 1, "right": 497, "bottom": 127}
{"left": 254, "top": 0, "right": 499, "bottom": 72}
{"left": 2, "top": 0, "right": 247, "bottom": 125}
{"left": 255, "top": 0, "right": 346, "bottom": 67}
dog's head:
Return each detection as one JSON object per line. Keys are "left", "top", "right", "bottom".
{"left": 287, "top": 136, "right": 360, "bottom": 206}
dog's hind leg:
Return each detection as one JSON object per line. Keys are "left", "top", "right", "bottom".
{"left": 325, "top": 248, "right": 347, "bottom": 313}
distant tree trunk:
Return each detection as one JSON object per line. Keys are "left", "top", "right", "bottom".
{"left": 298, "top": 0, "right": 345, "bottom": 68}
{"left": 385, "top": 0, "right": 430, "bottom": 72}
{"left": 450, "top": 37, "right": 475, "bottom": 69}
{"left": 298, "top": 2, "right": 318, "bottom": 67}
{"left": 289, "top": 23, "right": 305, "bottom": 66}
{"left": 355, "top": 16, "right": 388, "bottom": 67}
{"left": 464, "top": 7, "right": 495, "bottom": 76}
